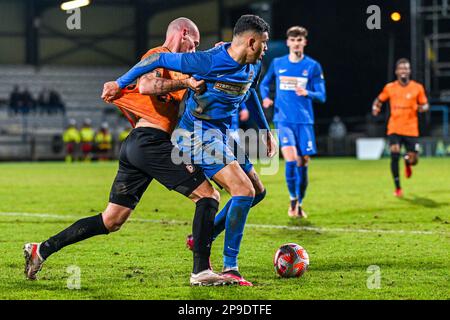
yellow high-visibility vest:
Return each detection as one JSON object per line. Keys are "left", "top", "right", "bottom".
{"left": 63, "top": 127, "right": 80, "bottom": 143}
{"left": 119, "top": 129, "right": 130, "bottom": 142}
{"left": 95, "top": 131, "right": 112, "bottom": 150}
{"left": 80, "top": 127, "right": 95, "bottom": 143}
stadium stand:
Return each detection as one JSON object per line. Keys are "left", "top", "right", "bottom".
{"left": 0, "top": 65, "right": 128, "bottom": 160}
{"left": 0, "top": 65, "right": 128, "bottom": 126}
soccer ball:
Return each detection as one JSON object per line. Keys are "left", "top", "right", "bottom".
{"left": 274, "top": 243, "right": 309, "bottom": 278}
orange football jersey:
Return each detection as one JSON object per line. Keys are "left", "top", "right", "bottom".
{"left": 378, "top": 80, "right": 428, "bottom": 137}
{"left": 113, "top": 47, "right": 189, "bottom": 133}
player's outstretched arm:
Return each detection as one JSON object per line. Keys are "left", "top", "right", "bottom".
{"left": 139, "top": 70, "right": 206, "bottom": 96}
{"left": 116, "top": 52, "right": 212, "bottom": 89}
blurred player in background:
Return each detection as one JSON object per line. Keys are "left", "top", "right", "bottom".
{"left": 372, "top": 58, "right": 429, "bottom": 197}
{"left": 62, "top": 118, "right": 80, "bottom": 163}
{"left": 24, "top": 17, "right": 233, "bottom": 287}
{"left": 105, "top": 14, "right": 276, "bottom": 286}
{"left": 260, "top": 26, "right": 326, "bottom": 218}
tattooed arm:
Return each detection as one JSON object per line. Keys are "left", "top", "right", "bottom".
{"left": 138, "top": 69, "right": 206, "bottom": 96}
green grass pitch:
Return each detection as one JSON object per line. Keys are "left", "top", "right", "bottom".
{"left": 0, "top": 158, "right": 448, "bottom": 300}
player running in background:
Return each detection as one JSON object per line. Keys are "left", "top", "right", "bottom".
{"left": 372, "top": 58, "right": 429, "bottom": 197}
{"left": 103, "top": 14, "right": 277, "bottom": 286}
{"left": 259, "top": 26, "right": 326, "bottom": 218}
{"left": 24, "top": 18, "right": 234, "bottom": 287}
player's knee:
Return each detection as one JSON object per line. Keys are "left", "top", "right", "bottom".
{"left": 234, "top": 183, "right": 255, "bottom": 198}
{"left": 189, "top": 182, "right": 220, "bottom": 203}
{"left": 390, "top": 145, "right": 400, "bottom": 153}
{"left": 299, "top": 156, "right": 310, "bottom": 167}
{"left": 196, "top": 188, "right": 220, "bottom": 203}
{"left": 102, "top": 207, "right": 131, "bottom": 232}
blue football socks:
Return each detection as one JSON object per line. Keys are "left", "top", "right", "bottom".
{"left": 223, "top": 196, "right": 254, "bottom": 269}
{"left": 296, "top": 166, "right": 309, "bottom": 204}
{"left": 285, "top": 161, "right": 298, "bottom": 200}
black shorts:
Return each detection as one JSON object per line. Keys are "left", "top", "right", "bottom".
{"left": 109, "top": 127, "right": 206, "bottom": 209}
{"left": 388, "top": 134, "right": 420, "bottom": 153}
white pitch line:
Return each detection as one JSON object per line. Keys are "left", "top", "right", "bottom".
{"left": 0, "top": 212, "right": 448, "bottom": 236}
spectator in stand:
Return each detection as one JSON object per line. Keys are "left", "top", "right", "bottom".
{"left": 118, "top": 127, "right": 131, "bottom": 148}
{"left": 80, "top": 118, "right": 95, "bottom": 162}
{"left": 328, "top": 116, "right": 347, "bottom": 156}
{"left": 38, "top": 88, "right": 52, "bottom": 115}
{"left": 49, "top": 89, "right": 65, "bottom": 114}
{"left": 63, "top": 119, "right": 80, "bottom": 163}
{"left": 21, "top": 87, "right": 36, "bottom": 115}
{"left": 8, "top": 85, "right": 22, "bottom": 115}
{"left": 95, "top": 122, "right": 112, "bottom": 161}
{"left": 328, "top": 116, "right": 347, "bottom": 139}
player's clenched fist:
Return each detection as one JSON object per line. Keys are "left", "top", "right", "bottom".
{"left": 101, "top": 81, "right": 122, "bottom": 103}
{"left": 262, "top": 98, "right": 273, "bottom": 109}
{"left": 187, "top": 77, "right": 206, "bottom": 95}
{"left": 265, "top": 131, "right": 278, "bottom": 158}
{"left": 372, "top": 105, "right": 381, "bottom": 116}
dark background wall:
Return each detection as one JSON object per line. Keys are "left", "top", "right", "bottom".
{"left": 270, "top": 0, "right": 412, "bottom": 119}
{"left": 0, "top": 0, "right": 423, "bottom": 121}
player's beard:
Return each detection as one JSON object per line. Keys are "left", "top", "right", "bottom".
{"left": 399, "top": 76, "right": 409, "bottom": 85}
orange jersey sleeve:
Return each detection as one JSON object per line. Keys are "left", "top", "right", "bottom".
{"left": 378, "top": 84, "right": 390, "bottom": 103}
{"left": 417, "top": 84, "right": 428, "bottom": 105}
{"left": 112, "top": 47, "right": 189, "bottom": 132}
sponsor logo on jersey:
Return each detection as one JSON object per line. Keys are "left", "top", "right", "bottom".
{"left": 279, "top": 69, "right": 288, "bottom": 74}
{"left": 279, "top": 76, "right": 308, "bottom": 91}
{"left": 213, "top": 81, "right": 252, "bottom": 96}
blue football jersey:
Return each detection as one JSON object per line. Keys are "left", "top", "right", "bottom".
{"left": 259, "top": 55, "right": 326, "bottom": 124}
{"left": 117, "top": 43, "right": 261, "bottom": 127}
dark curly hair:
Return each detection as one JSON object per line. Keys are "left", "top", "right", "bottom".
{"left": 233, "top": 14, "right": 270, "bottom": 36}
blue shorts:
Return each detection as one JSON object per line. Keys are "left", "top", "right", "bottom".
{"left": 175, "top": 114, "right": 253, "bottom": 179}
{"left": 276, "top": 122, "right": 317, "bottom": 156}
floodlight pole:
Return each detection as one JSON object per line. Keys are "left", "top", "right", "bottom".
{"left": 411, "top": 0, "right": 418, "bottom": 80}
{"left": 387, "top": 32, "right": 395, "bottom": 82}
{"left": 135, "top": 0, "right": 149, "bottom": 61}
{"left": 25, "top": 0, "right": 39, "bottom": 66}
